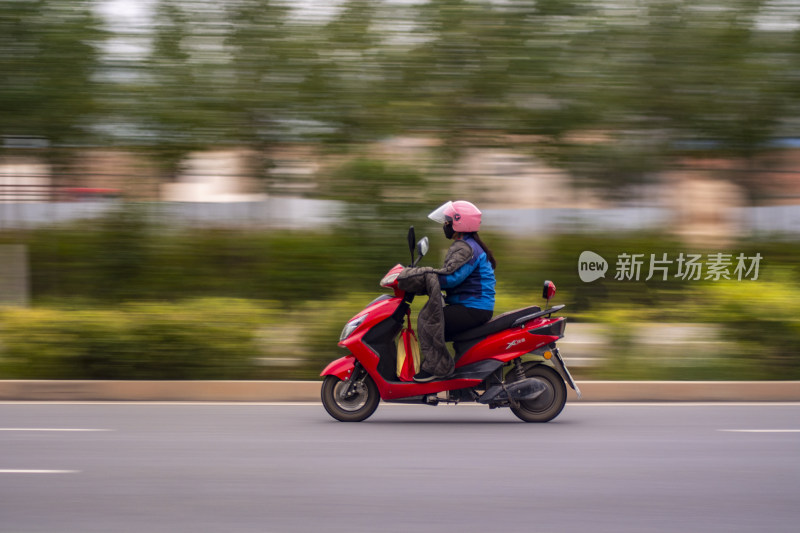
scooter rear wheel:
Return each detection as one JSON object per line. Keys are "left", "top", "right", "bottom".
{"left": 508, "top": 364, "right": 567, "bottom": 423}
{"left": 321, "top": 374, "right": 380, "bottom": 422}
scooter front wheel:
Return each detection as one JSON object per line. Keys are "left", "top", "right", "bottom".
{"left": 321, "top": 374, "right": 380, "bottom": 422}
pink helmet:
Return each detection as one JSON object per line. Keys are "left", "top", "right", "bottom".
{"left": 428, "top": 200, "right": 482, "bottom": 232}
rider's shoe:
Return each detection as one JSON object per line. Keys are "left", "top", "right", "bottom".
{"left": 413, "top": 370, "right": 437, "bottom": 383}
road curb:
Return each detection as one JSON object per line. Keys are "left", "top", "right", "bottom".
{"left": 1, "top": 380, "right": 799, "bottom": 402}
{"left": 566, "top": 381, "right": 800, "bottom": 402}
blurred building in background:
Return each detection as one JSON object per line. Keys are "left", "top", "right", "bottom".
{"left": 3, "top": 139, "right": 800, "bottom": 243}
{"left": 161, "top": 149, "right": 266, "bottom": 203}
{"left": 0, "top": 155, "right": 50, "bottom": 203}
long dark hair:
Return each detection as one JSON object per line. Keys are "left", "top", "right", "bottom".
{"left": 472, "top": 232, "right": 497, "bottom": 270}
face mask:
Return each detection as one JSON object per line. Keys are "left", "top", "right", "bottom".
{"left": 443, "top": 223, "right": 455, "bottom": 239}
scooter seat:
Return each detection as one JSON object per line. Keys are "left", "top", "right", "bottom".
{"left": 449, "top": 305, "right": 542, "bottom": 343}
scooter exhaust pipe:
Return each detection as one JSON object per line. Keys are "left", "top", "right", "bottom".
{"left": 478, "top": 377, "right": 547, "bottom": 405}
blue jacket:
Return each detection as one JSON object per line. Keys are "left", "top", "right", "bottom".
{"left": 438, "top": 234, "right": 496, "bottom": 311}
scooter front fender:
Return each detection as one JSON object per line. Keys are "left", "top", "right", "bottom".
{"left": 320, "top": 355, "right": 356, "bottom": 380}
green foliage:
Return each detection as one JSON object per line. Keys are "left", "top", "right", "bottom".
{"left": 574, "top": 268, "right": 800, "bottom": 380}
{"left": 701, "top": 274, "right": 800, "bottom": 379}
{"left": 0, "top": 299, "right": 273, "bottom": 380}
{"left": 0, "top": 1, "right": 103, "bottom": 144}
{"left": 320, "top": 158, "right": 431, "bottom": 241}
{"left": 4, "top": 212, "right": 800, "bottom": 380}
{"left": 4, "top": 1, "right": 800, "bottom": 194}
{"left": 22, "top": 207, "right": 384, "bottom": 303}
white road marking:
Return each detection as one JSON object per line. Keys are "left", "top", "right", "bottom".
{"left": 0, "top": 428, "right": 112, "bottom": 432}
{"left": 0, "top": 470, "right": 79, "bottom": 474}
{"left": 718, "top": 429, "right": 800, "bottom": 433}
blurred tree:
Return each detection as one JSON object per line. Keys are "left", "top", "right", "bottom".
{"left": 0, "top": 0, "right": 105, "bottom": 183}
{"left": 223, "top": 0, "right": 294, "bottom": 191}
{"left": 321, "top": 157, "right": 428, "bottom": 224}
{"left": 142, "top": 1, "right": 236, "bottom": 178}
{"left": 548, "top": 0, "right": 800, "bottom": 197}
{"left": 3, "top": 0, "right": 800, "bottom": 201}
{"left": 392, "top": 0, "right": 518, "bottom": 154}
{"left": 308, "top": 0, "right": 384, "bottom": 145}
{"left": 0, "top": 0, "right": 104, "bottom": 144}
{"left": 226, "top": 0, "right": 293, "bottom": 135}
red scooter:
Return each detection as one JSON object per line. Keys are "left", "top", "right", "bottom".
{"left": 321, "top": 228, "right": 581, "bottom": 422}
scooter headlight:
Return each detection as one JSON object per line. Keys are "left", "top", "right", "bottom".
{"left": 340, "top": 314, "right": 368, "bottom": 341}
{"left": 380, "top": 272, "right": 400, "bottom": 288}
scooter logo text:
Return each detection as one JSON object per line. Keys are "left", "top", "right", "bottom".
{"left": 506, "top": 339, "right": 525, "bottom": 350}
{"left": 578, "top": 251, "right": 608, "bottom": 283}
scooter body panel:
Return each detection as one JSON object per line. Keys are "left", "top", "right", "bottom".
{"left": 455, "top": 317, "right": 565, "bottom": 367}
{"left": 337, "top": 295, "right": 401, "bottom": 375}
{"left": 320, "top": 355, "right": 356, "bottom": 380}
{"left": 376, "top": 377, "right": 484, "bottom": 400}
{"left": 326, "top": 290, "right": 570, "bottom": 402}
{"left": 332, "top": 295, "right": 490, "bottom": 400}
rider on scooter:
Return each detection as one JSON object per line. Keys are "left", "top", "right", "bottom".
{"left": 410, "top": 200, "right": 497, "bottom": 382}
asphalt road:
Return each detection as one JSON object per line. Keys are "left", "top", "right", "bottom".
{"left": 1, "top": 402, "right": 799, "bottom": 533}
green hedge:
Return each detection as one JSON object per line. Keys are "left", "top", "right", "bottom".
{"left": 1, "top": 283, "right": 799, "bottom": 380}
{"left": 2, "top": 210, "right": 800, "bottom": 380}
{"left": 6, "top": 208, "right": 800, "bottom": 315}
{"left": 0, "top": 300, "right": 275, "bottom": 380}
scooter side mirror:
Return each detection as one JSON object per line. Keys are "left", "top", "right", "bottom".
{"left": 412, "top": 237, "right": 429, "bottom": 267}
{"left": 417, "top": 237, "right": 429, "bottom": 258}
{"left": 543, "top": 280, "right": 556, "bottom": 301}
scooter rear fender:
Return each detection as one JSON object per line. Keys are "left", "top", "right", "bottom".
{"left": 320, "top": 355, "right": 356, "bottom": 380}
